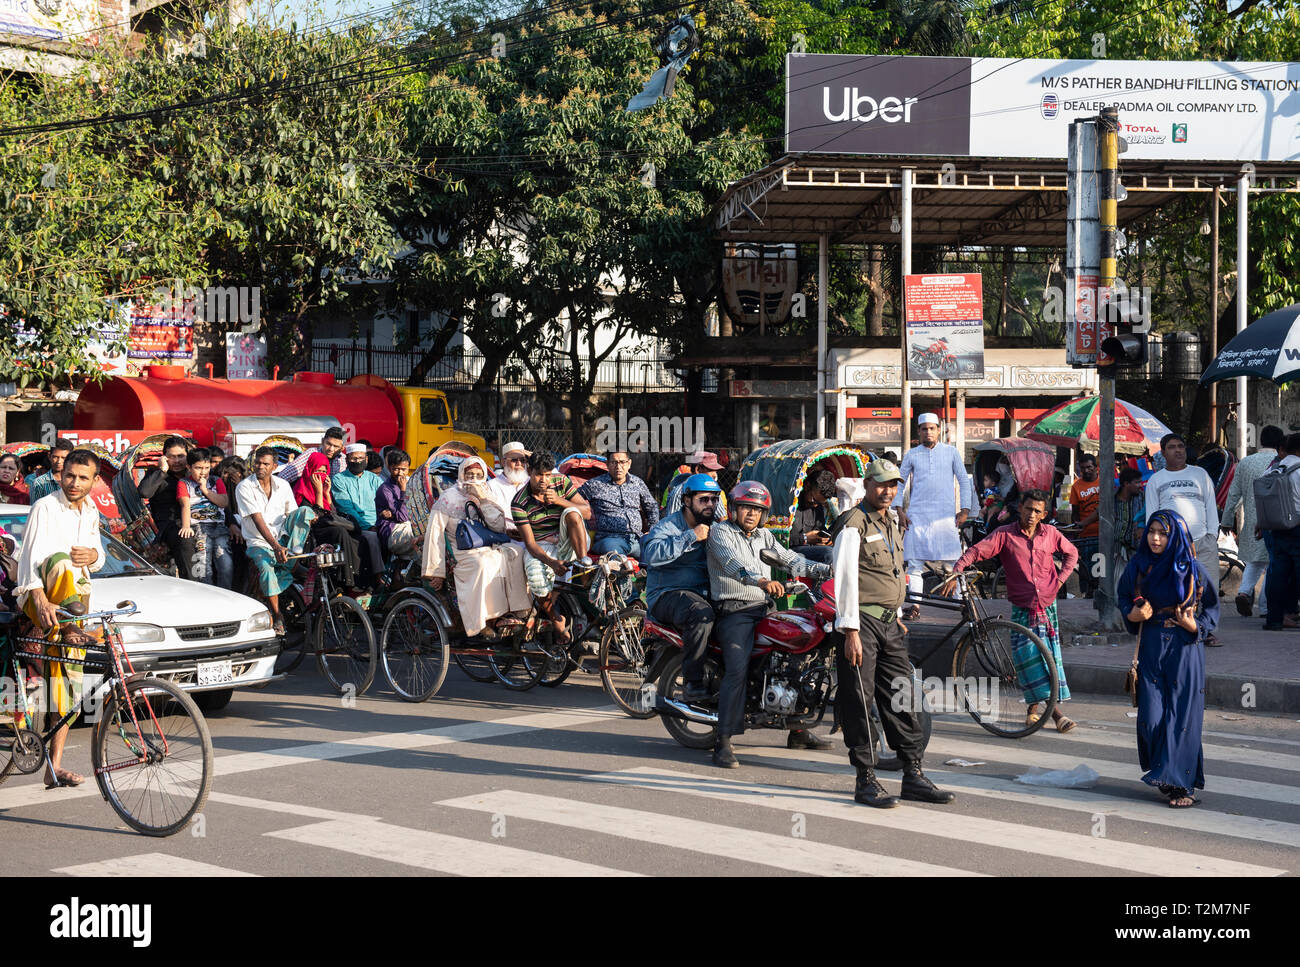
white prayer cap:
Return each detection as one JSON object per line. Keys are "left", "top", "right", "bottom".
{"left": 501, "top": 441, "right": 530, "bottom": 458}
{"left": 345, "top": 444, "right": 367, "bottom": 455}
{"left": 917, "top": 412, "right": 940, "bottom": 426}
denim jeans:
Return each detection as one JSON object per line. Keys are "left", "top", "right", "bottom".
{"left": 591, "top": 533, "right": 640, "bottom": 558}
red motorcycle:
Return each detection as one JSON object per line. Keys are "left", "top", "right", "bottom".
{"left": 649, "top": 550, "right": 931, "bottom": 756}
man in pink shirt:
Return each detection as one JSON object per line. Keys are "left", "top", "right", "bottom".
{"left": 942, "top": 489, "right": 1080, "bottom": 733}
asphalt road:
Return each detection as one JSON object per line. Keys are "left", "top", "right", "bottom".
{"left": 5, "top": 666, "right": 1299, "bottom": 878}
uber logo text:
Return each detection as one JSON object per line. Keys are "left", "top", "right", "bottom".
{"left": 49, "top": 897, "right": 151, "bottom": 947}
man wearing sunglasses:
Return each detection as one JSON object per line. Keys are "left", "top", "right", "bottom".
{"left": 642, "top": 473, "right": 723, "bottom": 706}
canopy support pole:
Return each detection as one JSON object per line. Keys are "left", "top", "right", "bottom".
{"left": 1237, "top": 173, "right": 1249, "bottom": 460}
{"left": 900, "top": 168, "right": 914, "bottom": 453}
{"left": 818, "top": 233, "right": 828, "bottom": 439}
{"left": 1208, "top": 185, "right": 1220, "bottom": 443}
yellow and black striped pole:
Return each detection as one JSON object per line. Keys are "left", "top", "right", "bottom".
{"left": 1096, "top": 106, "right": 1120, "bottom": 627}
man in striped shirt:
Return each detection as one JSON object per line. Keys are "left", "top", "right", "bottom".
{"left": 511, "top": 451, "right": 591, "bottom": 643}
{"left": 705, "top": 480, "right": 831, "bottom": 768}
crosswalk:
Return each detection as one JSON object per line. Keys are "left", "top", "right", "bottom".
{"left": 42, "top": 709, "right": 1299, "bottom": 878}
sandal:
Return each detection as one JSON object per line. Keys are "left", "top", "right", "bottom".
{"left": 1053, "top": 714, "right": 1077, "bottom": 733}
{"left": 1026, "top": 702, "right": 1043, "bottom": 726}
{"left": 45, "top": 770, "right": 84, "bottom": 789}
{"left": 1167, "top": 788, "right": 1199, "bottom": 808}
{"left": 902, "top": 605, "right": 920, "bottom": 621}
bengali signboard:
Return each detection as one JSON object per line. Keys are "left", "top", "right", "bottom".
{"left": 903, "top": 273, "right": 985, "bottom": 381}
{"left": 787, "top": 54, "right": 1300, "bottom": 162}
{"left": 128, "top": 296, "right": 195, "bottom": 362}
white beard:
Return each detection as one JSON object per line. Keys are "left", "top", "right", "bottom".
{"left": 503, "top": 468, "right": 528, "bottom": 487}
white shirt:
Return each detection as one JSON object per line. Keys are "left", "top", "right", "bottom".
{"left": 236, "top": 474, "right": 299, "bottom": 550}
{"left": 1145, "top": 464, "right": 1219, "bottom": 539}
{"left": 15, "top": 490, "right": 104, "bottom": 601}
{"left": 487, "top": 474, "right": 525, "bottom": 523}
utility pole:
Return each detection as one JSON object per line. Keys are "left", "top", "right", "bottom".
{"left": 1095, "top": 107, "right": 1122, "bottom": 629}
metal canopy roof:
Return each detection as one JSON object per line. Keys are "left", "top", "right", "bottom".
{"left": 714, "top": 154, "right": 1300, "bottom": 247}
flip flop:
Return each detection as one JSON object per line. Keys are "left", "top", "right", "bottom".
{"left": 45, "top": 771, "right": 84, "bottom": 789}
{"left": 1054, "top": 715, "right": 1077, "bottom": 733}
{"left": 1168, "top": 790, "right": 1199, "bottom": 808}
{"left": 1026, "top": 703, "right": 1043, "bottom": 726}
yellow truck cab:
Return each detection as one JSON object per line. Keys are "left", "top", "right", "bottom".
{"left": 393, "top": 386, "right": 491, "bottom": 467}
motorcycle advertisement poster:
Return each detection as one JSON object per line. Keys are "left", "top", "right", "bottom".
{"left": 903, "top": 273, "right": 985, "bottom": 381}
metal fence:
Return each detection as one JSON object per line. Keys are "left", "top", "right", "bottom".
{"left": 310, "top": 342, "right": 694, "bottom": 392}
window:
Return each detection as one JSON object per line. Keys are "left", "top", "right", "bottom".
{"left": 0, "top": 513, "right": 156, "bottom": 578}
{"left": 419, "top": 397, "right": 449, "bottom": 426}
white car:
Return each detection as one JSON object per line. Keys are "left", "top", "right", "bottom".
{"left": 0, "top": 505, "right": 281, "bottom": 712}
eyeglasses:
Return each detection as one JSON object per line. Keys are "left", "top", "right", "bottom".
{"left": 693, "top": 495, "right": 721, "bottom": 504}
{"left": 611, "top": 459, "right": 631, "bottom": 466}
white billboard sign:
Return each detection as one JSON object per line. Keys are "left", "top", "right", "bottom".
{"left": 788, "top": 54, "right": 1300, "bottom": 162}
{"left": 0, "top": 0, "right": 101, "bottom": 43}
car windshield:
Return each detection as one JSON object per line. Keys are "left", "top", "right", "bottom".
{"left": 0, "top": 514, "right": 157, "bottom": 578}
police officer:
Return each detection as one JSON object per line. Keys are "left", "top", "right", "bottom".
{"left": 829, "top": 459, "right": 955, "bottom": 808}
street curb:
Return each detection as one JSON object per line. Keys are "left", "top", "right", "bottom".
{"left": 907, "top": 630, "right": 1300, "bottom": 715}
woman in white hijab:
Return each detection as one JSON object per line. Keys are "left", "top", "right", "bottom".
{"left": 422, "top": 457, "right": 530, "bottom": 639}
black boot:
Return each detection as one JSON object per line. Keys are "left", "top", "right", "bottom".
{"left": 901, "top": 761, "right": 955, "bottom": 804}
{"left": 853, "top": 767, "right": 899, "bottom": 808}
{"left": 681, "top": 681, "right": 711, "bottom": 705}
{"left": 712, "top": 737, "right": 739, "bottom": 769}
{"left": 787, "top": 729, "right": 831, "bottom": 750}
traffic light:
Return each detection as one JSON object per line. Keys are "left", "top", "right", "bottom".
{"left": 1100, "top": 331, "right": 1147, "bottom": 367}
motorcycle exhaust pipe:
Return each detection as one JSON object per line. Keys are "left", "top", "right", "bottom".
{"left": 657, "top": 696, "right": 719, "bottom": 724}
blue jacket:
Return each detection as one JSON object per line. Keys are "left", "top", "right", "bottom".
{"left": 642, "top": 510, "right": 709, "bottom": 609}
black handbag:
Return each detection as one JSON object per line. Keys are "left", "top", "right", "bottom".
{"left": 455, "top": 502, "right": 511, "bottom": 551}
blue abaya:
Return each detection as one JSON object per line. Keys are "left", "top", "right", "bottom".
{"left": 1116, "top": 560, "right": 1219, "bottom": 792}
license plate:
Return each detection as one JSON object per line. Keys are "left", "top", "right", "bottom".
{"left": 197, "top": 660, "right": 233, "bottom": 686}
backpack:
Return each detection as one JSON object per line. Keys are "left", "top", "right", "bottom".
{"left": 1253, "top": 461, "right": 1300, "bottom": 530}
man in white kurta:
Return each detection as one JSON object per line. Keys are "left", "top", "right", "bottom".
{"left": 1220, "top": 424, "right": 1283, "bottom": 616}
{"left": 486, "top": 441, "right": 530, "bottom": 546}
{"left": 891, "top": 413, "right": 973, "bottom": 616}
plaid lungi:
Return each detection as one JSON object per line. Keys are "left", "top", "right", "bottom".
{"left": 1010, "top": 603, "right": 1070, "bottom": 705}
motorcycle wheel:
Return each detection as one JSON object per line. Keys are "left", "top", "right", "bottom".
{"left": 656, "top": 652, "right": 720, "bottom": 750}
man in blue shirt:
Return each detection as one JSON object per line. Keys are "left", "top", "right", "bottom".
{"left": 26, "top": 438, "right": 74, "bottom": 505}
{"left": 331, "top": 443, "right": 387, "bottom": 588}
{"left": 579, "top": 451, "right": 659, "bottom": 557}
{"left": 642, "top": 474, "right": 722, "bottom": 708}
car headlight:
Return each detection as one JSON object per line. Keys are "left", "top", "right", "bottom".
{"left": 246, "top": 610, "right": 273, "bottom": 633}
{"left": 115, "top": 623, "right": 166, "bottom": 644}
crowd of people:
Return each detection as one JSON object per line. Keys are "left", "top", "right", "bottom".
{"left": 2, "top": 412, "right": 1265, "bottom": 812}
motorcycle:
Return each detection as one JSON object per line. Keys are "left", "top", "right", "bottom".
{"left": 650, "top": 549, "right": 931, "bottom": 759}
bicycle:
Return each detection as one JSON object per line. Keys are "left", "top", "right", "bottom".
{"left": 369, "top": 557, "right": 451, "bottom": 703}
{"left": 0, "top": 600, "right": 213, "bottom": 837}
{"left": 271, "top": 547, "right": 377, "bottom": 696}
{"left": 907, "top": 569, "right": 1060, "bottom": 739}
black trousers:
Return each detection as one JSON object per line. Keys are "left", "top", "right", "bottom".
{"left": 713, "top": 604, "right": 767, "bottom": 737}
{"left": 159, "top": 523, "right": 198, "bottom": 581}
{"left": 310, "top": 512, "right": 362, "bottom": 587}
{"left": 649, "top": 589, "right": 714, "bottom": 686}
{"left": 835, "top": 610, "right": 924, "bottom": 770}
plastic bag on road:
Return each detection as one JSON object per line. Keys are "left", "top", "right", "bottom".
{"left": 1013, "top": 764, "right": 1100, "bottom": 788}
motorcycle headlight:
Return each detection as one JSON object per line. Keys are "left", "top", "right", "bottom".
{"left": 246, "top": 610, "right": 273, "bottom": 633}
{"left": 115, "top": 623, "right": 166, "bottom": 644}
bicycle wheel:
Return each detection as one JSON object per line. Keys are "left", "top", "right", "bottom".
{"left": 380, "top": 596, "right": 450, "bottom": 702}
{"left": 274, "top": 585, "right": 308, "bottom": 675}
{"left": 453, "top": 648, "right": 497, "bottom": 683}
{"left": 91, "top": 677, "right": 213, "bottom": 837}
{"left": 314, "top": 595, "right": 377, "bottom": 696}
{"left": 489, "top": 645, "right": 544, "bottom": 691}
{"left": 951, "top": 618, "right": 1057, "bottom": 739}
{"left": 599, "top": 605, "right": 656, "bottom": 718}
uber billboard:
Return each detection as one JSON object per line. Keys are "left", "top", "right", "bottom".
{"left": 786, "top": 54, "right": 971, "bottom": 156}
{"left": 787, "top": 54, "right": 1300, "bottom": 162}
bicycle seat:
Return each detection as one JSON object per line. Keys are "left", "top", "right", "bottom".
{"left": 61, "top": 601, "right": 88, "bottom": 617}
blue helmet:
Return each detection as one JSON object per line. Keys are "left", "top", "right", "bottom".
{"left": 681, "top": 473, "right": 722, "bottom": 498}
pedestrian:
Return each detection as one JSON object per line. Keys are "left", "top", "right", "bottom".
{"left": 1144, "top": 433, "right": 1221, "bottom": 644}
{"left": 663, "top": 451, "right": 726, "bottom": 516}
{"left": 1117, "top": 509, "right": 1218, "bottom": 808}
{"left": 1113, "top": 466, "right": 1147, "bottom": 580}
{"left": 892, "top": 412, "right": 973, "bottom": 619}
{"left": 1221, "top": 424, "right": 1283, "bottom": 616}
{"left": 945, "top": 489, "right": 1079, "bottom": 733}
{"left": 579, "top": 450, "right": 659, "bottom": 557}
{"left": 1260, "top": 432, "right": 1300, "bottom": 631}
{"left": 1068, "top": 453, "right": 1102, "bottom": 597}
{"left": 25, "top": 438, "right": 74, "bottom": 505}
{"left": 829, "top": 458, "right": 954, "bottom": 808}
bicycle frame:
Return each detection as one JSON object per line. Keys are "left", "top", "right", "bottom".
{"left": 903, "top": 575, "right": 989, "bottom": 667}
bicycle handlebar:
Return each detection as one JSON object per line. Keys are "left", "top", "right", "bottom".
{"left": 54, "top": 599, "right": 138, "bottom": 623}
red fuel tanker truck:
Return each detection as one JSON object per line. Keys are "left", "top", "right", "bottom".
{"left": 73, "top": 365, "right": 488, "bottom": 459}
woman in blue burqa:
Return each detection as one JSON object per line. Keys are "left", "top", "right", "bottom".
{"left": 1116, "top": 509, "right": 1218, "bottom": 808}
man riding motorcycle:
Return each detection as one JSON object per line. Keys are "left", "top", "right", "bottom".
{"left": 706, "top": 481, "right": 833, "bottom": 768}
{"left": 642, "top": 473, "right": 722, "bottom": 706}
